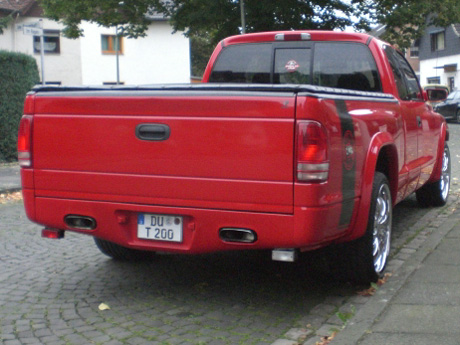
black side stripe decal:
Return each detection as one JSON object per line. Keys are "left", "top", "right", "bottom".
{"left": 335, "top": 100, "right": 356, "bottom": 227}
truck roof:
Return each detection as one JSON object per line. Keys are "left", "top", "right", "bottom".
{"left": 221, "top": 30, "right": 374, "bottom": 47}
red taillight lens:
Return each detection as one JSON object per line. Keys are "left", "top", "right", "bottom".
{"left": 18, "top": 115, "right": 33, "bottom": 167}
{"left": 296, "top": 121, "right": 329, "bottom": 182}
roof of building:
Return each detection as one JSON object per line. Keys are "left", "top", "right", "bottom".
{"left": 0, "top": 0, "right": 36, "bottom": 14}
{"left": 0, "top": 0, "right": 166, "bottom": 20}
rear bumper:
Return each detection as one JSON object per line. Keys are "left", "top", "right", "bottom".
{"left": 24, "top": 193, "right": 351, "bottom": 254}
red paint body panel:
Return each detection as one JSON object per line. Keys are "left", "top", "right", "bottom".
{"left": 20, "top": 30, "right": 448, "bottom": 255}
{"left": 32, "top": 93, "right": 296, "bottom": 214}
{"left": 32, "top": 196, "right": 347, "bottom": 253}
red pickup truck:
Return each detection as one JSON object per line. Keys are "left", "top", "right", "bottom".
{"left": 18, "top": 31, "right": 450, "bottom": 284}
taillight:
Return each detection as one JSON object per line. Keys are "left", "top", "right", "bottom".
{"left": 18, "top": 115, "right": 33, "bottom": 167}
{"left": 296, "top": 121, "right": 329, "bottom": 182}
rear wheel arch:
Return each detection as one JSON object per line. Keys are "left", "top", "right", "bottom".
{"left": 375, "top": 144, "right": 399, "bottom": 205}
{"left": 326, "top": 172, "right": 392, "bottom": 284}
{"left": 428, "top": 122, "right": 449, "bottom": 183}
{"left": 344, "top": 135, "right": 398, "bottom": 242}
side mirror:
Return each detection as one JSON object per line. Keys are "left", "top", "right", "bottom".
{"left": 426, "top": 89, "right": 448, "bottom": 102}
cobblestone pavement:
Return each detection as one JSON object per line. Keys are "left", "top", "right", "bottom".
{"left": 1, "top": 126, "right": 459, "bottom": 345}
{"left": 0, "top": 201, "right": 340, "bottom": 345}
{"left": 1, "top": 196, "right": 457, "bottom": 345}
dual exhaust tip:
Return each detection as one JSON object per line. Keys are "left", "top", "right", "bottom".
{"left": 59, "top": 218, "right": 295, "bottom": 262}
{"left": 63, "top": 217, "right": 256, "bottom": 242}
{"left": 42, "top": 214, "right": 96, "bottom": 239}
{"left": 64, "top": 215, "right": 97, "bottom": 230}
{"left": 219, "top": 228, "right": 297, "bottom": 262}
{"left": 219, "top": 228, "right": 257, "bottom": 243}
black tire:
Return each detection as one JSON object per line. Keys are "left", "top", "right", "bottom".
{"left": 327, "top": 172, "right": 392, "bottom": 285}
{"left": 456, "top": 109, "right": 460, "bottom": 124}
{"left": 94, "top": 238, "right": 155, "bottom": 260}
{"left": 416, "top": 143, "right": 450, "bottom": 207}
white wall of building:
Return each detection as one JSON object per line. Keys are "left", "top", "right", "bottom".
{"left": 420, "top": 55, "right": 460, "bottom": 90}
{"left": 0, "top": 17, "right": 82, "bottom": 85}
{"left": 0, "top": 17, "right": 190, "bottom": 86}
{"left": 80, "top": 21, "right": 191, "bottom": 85}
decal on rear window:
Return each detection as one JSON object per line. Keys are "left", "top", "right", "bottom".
{"left": 285, "top": 60, "right": 300, "bottom": 72}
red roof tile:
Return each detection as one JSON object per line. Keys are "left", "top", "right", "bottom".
{"left": 0, "top": 0, "right": 37, "bottom": 15}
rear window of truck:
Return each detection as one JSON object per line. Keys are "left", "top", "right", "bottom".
{"left": 209, "top": 42, "right": 382, "bottom": 92}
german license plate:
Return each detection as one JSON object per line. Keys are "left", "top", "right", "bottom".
{"left": 137, "top": 213, "right": 183, "bottom": 242}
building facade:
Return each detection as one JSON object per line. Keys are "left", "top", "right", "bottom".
{"left": 419, "top": 24, "right": 460, "bottom": 91}
{"left": 0, "top": 0, "right": 191, "bottom": 85}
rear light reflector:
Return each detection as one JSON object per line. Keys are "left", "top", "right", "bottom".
{"left": 296, "top": 121, "right": 329, "bottom": 182}
{"left": 42, "top": 228, "right": 65, "bottom": 239}
{"left": 297, "top": 163, "right": 330, "bottom": 181}
{"left": 18, "top": 115, "right": 33, "bottom": 167}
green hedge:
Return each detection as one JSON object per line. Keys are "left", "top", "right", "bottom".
{"left": 0, "top": 50, "right": 39, "bottom": 162}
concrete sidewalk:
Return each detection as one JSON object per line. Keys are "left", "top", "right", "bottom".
{"left": 0, "top": 163, "right": 21, "bottom": 193}
{"left": 332, "top": 206, "right": 460, "bottom": 344}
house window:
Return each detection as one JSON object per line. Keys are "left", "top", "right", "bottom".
{"left": 427, "top": 77, "right": 441, "bottom": 84}
{"left": 430, "top": 31, "right": 445, "bottom": 51}
{"left": 101, "top": 35, "right": 123, "bottom": 54}
{"left": 409, "top": 39, "right": 420, "bottom": 58}
{"left": 33, "top": 30, "right": 60, "bottom": 54}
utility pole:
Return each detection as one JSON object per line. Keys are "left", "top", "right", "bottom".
{"left": 240, "top": 0, "right": 246, "bottom": 34}
{"left": 116, "top": 26, "right": 120, "bottom": 85}
{"left": 39, "top": 19, "right": 45, "bottom": 86}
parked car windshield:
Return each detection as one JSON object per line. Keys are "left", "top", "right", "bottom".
{"left": 446, "top": 90, "right": 460, "bottom": 100}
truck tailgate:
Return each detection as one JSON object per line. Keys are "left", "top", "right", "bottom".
{"left": 32, "top": 90, "right": 296, "bottom": 214}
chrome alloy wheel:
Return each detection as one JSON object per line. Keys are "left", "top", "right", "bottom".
{"left": 440, "top": 147, "right": 450, "bottom": 201}
{"left": 372, "top": 183, "right": 392, "bottom": 274}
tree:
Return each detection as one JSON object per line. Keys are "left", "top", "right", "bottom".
{"left": 39, "top": 0, "right": 460, "bottom": 73}
{"left": 190, "top": 34, "right": 215, "bottom": 77}
{"left": 40, "top": 0, "right": 166, "bottom": 38}
{"left": 0, "top": 15, "right": 12, "bottom": 35}
{"left": 368, "top": 0, "right": 460, "bottom": 48}
{"left": 41, "top": 0, "right": 372, "bottom": 42}
{"left": 0, "top": 51, "right": 40, "bottom": 162}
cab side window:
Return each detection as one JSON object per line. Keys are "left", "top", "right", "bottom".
{"left": 385, "top": 46, "right": 423, "bottom": 101}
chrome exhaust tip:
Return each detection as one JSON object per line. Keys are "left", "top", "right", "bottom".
{"left": 219, "top": 228, "right": 257, "bottom": 243}
{"left": 64, "top": 215, "right": 97, "bottom": 230}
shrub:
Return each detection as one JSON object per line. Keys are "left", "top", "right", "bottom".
{"left": 0, "top": 50, "right": 39, "bottom": 162}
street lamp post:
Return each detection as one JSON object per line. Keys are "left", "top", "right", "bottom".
{"left": 116, "top": 26, "right": 120, "bottom": 85}
{"left": 240, "top": 0, "right": 246, "bottom": 34}
{"left": 115, "top": 1, "right": 125, "bottom": 85}
{"left": 39, "top": 19, "right": 45, "bottom": 85}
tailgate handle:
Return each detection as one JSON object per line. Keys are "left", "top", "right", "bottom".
{"left": 136, "top": 124, "right": 170, "bottom": 141}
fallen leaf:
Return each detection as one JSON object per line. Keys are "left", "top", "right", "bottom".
{"left": 98, "top": 303, "right": 110, "bottom": 311}
{"left": 316, "top": 331, "right": 337, "bottom": 345}
{"left": 0, "top": 191, "right": 23, "bottom": 204}
{"left": 357, "top": 273, "right": 392, "bottom": 296}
